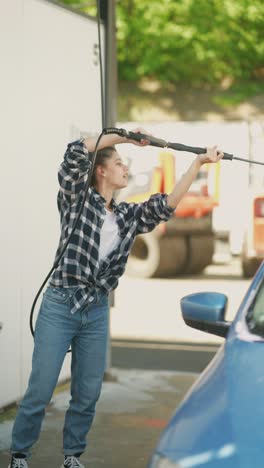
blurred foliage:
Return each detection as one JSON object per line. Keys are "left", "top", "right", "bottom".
{"left": 213, "top": 80, "right": 264, "bottom": 107}
{"left": 60, "top": 0, "right": 264, "bottom": 88}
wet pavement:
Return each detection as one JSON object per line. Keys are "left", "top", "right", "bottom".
{"left": 0, "top": 368, "right": 197, "bottom": 468}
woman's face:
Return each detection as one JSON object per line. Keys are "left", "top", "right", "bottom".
{"left": 103, "top": 151, "right": 129, "bottom": 190}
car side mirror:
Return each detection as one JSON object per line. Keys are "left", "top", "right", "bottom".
{"left": 181, "top": 292, "right": 231, "bottom": 338}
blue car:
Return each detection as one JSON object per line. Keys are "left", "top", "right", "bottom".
{"left": 148, "top": 263, "right": 264, "bottom": 468}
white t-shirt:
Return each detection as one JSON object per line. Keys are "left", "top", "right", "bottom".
{"left": 98, "top": 210, "right": 120, "bottom": 262}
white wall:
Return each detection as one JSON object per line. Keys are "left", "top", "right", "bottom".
{"left": 0, "top": 0, "right": 104, "bottom": 407}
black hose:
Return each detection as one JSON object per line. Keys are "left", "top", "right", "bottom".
{"left": 30, "top": 131, "right": 105, "bottom": 340}
{"left": 30, "top": 123, "right": 263, "bottom": 339}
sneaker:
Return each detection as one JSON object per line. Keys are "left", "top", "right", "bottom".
{"left": 8, "top": 456, "right": 28, "bottom": 468}
{"left": 62, "top": 456, "right": 85, "bottom": 468}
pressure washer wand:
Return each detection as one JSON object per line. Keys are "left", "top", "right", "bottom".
{"left": 104, "top": 127, "right": 264, "bottom": 166}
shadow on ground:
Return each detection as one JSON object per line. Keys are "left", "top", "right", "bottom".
{"left": 118, "top": 80, "right": 264, "bottom": 122}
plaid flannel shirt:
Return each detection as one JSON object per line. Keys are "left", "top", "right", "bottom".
{"left": 50, "top": 139, "right": 175, "bottom": 313}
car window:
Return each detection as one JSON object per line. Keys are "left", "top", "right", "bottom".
{"left": 246, "top": 282, "right": 264, "bottom": 336}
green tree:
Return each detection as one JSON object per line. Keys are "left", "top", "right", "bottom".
{"left": 59, "top": 0, "right": 264, "bottom": 87}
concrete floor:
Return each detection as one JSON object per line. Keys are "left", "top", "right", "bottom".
{"left": 0, "top": 368, "right": 197, "bottom": 468}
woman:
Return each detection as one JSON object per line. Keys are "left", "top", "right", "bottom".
{"left": 9, "top": 129, "right": 223, "bottom": 468}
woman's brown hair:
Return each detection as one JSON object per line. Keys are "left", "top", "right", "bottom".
{"left": 91, "top": 146, "right": 116, "bottom": 187}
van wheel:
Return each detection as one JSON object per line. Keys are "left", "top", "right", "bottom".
{"left": 242, "top": 257, "right": 260, "bottom": 278}
{"left": 126, "top": 233, "right": 187, "bottom": 278}
{"left": 182, "top": 235, "right": 214, "bottom": 274}
{"left": 241, "top": 238, "right": 261, "bottom": 277}
{"left": 126, "top": 232, "right": 161, "bottom": 278}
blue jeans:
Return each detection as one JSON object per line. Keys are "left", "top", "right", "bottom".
{"left": 11, "top": 286, "right": 109, "bottom": 458}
